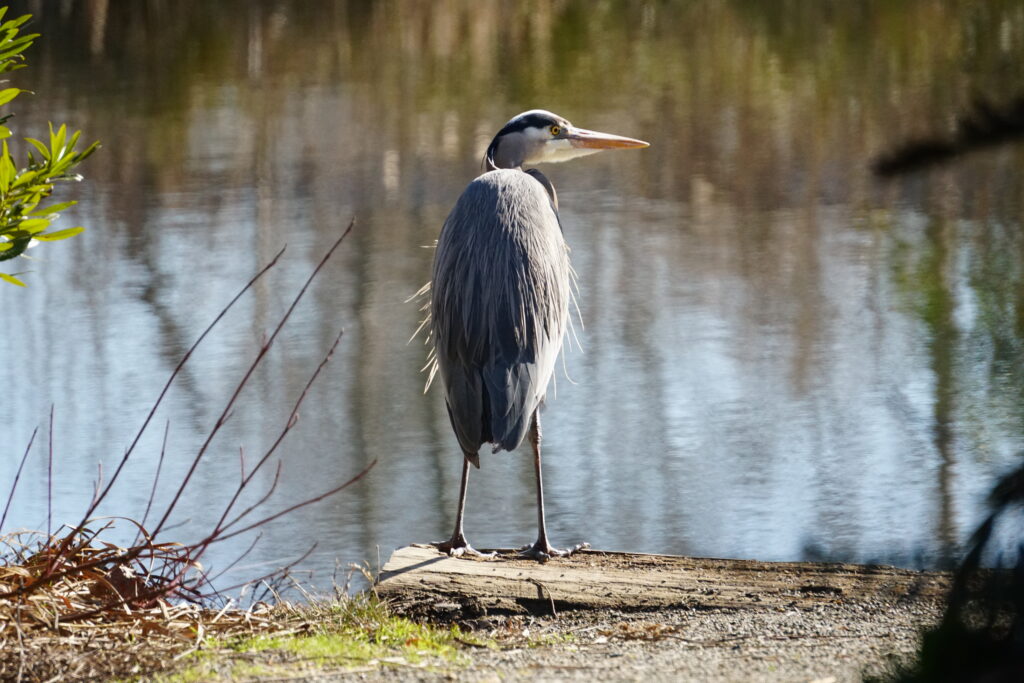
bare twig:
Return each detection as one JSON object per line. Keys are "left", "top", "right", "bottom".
{"left": 3, "top": 249, "right": 290, "bottom": 599}
{"left": 206, "top": 533, "right": 265, "bottom": 586}
{"left": 46, "top": 246, "right": 289, "bottom": 572}
{"left": 152, "top": 221, "right": 354, "bottom": 540}
{"left": 1, "top": 427, "right": 37, "bottom": 532}
{"left": 210, "top": 329, "right": 347, "bottom": 539}
{"left": 211, "top": 461, "right": 376, "bottom": 546}
{"left": 207, "top": 543, "right": 320, "bottom": 597}
{"left": 135, "top": 421, "right": 170, "bottom": 546}
{"left": 90, "top": 462, "right": 103, "bottom": 508}
{"left": 217, "top": 462, "right": 284, "bottom": 540}
{"left": 0, "top": 220, "right": 368, "bottom": 656}
{"left": 47, "top": 406, "right": 54, "bottom": 539}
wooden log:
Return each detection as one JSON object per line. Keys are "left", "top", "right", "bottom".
{"left": 375, "top": 545, "right": 951, "bottom": 617}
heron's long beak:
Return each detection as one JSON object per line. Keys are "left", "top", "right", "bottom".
{"left": 566, "top": 127, "right": 649, "bottom": 150}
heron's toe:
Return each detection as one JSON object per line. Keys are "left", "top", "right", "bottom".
{"left": 518, "top": 541, "right": 589, "bottom": 563}
{"left": 432, "top": 537, "right": 495, "bottom": 560}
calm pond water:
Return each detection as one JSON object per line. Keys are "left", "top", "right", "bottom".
{"left": 3, "top": 1, "right": 1024, "bottom": 589}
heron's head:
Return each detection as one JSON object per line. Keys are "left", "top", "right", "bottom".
{"left": 484, "top": 110, "right": 648, "bottom": 170}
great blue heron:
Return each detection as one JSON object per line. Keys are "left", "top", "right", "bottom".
{"left": 429, "top": 110, "right": 648, "bottom": 560}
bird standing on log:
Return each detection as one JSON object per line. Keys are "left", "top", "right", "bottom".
{"left": 428, "top": 110, "right": 648, "bottom": 561}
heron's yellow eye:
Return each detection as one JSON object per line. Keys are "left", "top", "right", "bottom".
{"left": 549, "top": 125, "right": 561, "bottom": 136}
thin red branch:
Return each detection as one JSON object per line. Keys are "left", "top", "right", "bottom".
{"left": 47, "top": 406, "right": 54, "bottom": 539}
{"left": 91, "top": 461, "right": 104, "bottom": 507}
{"left": 207, "top": 532, "right": 264, "bottom": 586}
{"left": 151, "top": 221, "right": 353, "bottom": 540}
{"left": 15, "top": 247, "right": 287, "bottom": 594}
{"left": 213, "top": 463, "right": 285, "bottom": 546}
{"left": 210, "top": 460, "right": 376, "bottom": 545}
{"left": 211, "top": 328, "right": 345, "bottom": 539}
{"left": 1, "top": 427, "right": 37, "bottom": 532}
{"left": 1, "top": 222, "right": 362, "bottom": 605}
{"left": 197, "top": 543, "right": 320, "bottom": 598}
{"left": 135, "top": 420, "right": 170, "bottom": 546}
{"left": 48, "top": 246, "right": 288, "bottom": 567}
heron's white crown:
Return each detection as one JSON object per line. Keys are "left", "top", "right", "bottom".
{"left": 508, "top": 111, "right": 603, "bottom": 165}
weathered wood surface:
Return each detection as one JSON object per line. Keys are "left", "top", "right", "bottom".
{"left": 376, "top": 545, "right": 950, "bottom": 615}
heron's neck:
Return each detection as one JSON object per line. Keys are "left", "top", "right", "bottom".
{"left": 525, "top": 168, "right": 558, "bottom": 210}
{"left": 485, "top": 132, "right": 527, "bottom": 170}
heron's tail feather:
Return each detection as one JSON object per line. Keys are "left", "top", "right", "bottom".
{"left": 407, "top": 278, "right": 442, "bottom": 392}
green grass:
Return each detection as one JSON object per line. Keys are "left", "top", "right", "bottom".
{"left": 151, "top": 593, "right": 493, "bottom": 682}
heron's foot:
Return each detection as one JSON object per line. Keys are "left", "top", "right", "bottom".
{"left": 432, "top": 535, "right": 495, "bottom": 560}
{"left": 517, "top": 540, "right": 590, "bottom": 563}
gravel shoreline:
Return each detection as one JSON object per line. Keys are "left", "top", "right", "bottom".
{"left": 460, "top": 604, "right": 936, "bottom": 681}
{"left": 360, "top": 597, "right": 941, "bottom": 682}
{"left": 362, "top": 547, "right": 949, "bottom": 681}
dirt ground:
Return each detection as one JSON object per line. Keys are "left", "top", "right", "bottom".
{"left": 371, "top": 546, "right": 947, "bottom": 682}
{"left": 418, "top": 600, "right": 940, "bottom": 682}
{"left": 1, "top": 547, "right": 942, "bottom": 681}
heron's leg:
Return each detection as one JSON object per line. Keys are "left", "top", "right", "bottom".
{"left": 518, "top": 411, "right": 589, "bottom": 562}
{"left": 433, "top": 456, "right": 494, "bottom": 559}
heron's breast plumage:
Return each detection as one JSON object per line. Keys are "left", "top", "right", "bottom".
{"left": 431, "top": 169, "right": 570, "bottom": 457}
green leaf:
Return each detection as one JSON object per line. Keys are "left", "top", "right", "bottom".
{"left": 0, "top": 87, "right": 20, "bottom": 106}
{"left": 0, "top": 141, "right": 12, "bottom": 193}
{"left": 0, "top": 15, "right": 31, "bottom": 32}
{"left": 50, "top": 122, "right": 67, "bottom": 156}
{"left": 12, "top": 169, "right": 37, "bottom": 187}
{"left": 18, "top": 218, "right": 51, "bottom": 234}
{"left": 29, "top": 200, "right": 76, "bottom": 216}
{"left": 7, "top": 15, "right": 32, "bottom": 30}
{"left": 34, "top": 226, "right": 82, "bottom": 241}
{"left": 0, "top": 271, "right": 26, "bottom": 286}
{"left": 25, "top": 137, "right": 49, "bottom": 160}
{"left": 0, "top": 46, "right": 31, "bottom": 64}
{"left": 78, "top": 140, "right": 101, "bottom": 162}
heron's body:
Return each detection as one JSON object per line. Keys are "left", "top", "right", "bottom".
{"left": 431, "top": 169, "right": 568, "bottom": 460}
{"left": 427, "top": 110, "right": 647, "bottom": 560}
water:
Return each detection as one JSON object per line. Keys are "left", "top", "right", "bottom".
{"left": 3, "top": 1, "right": 1024, "bottom": 589}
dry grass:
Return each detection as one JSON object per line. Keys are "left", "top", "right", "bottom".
{"left": 0, "top": 539, "right": 473, "bottom": 682}
{"left": 0, "top": 525, "right": 303, "bottom": 680}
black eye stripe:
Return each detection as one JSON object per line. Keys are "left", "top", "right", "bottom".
{"left": 499, "top": 114, "right": 564, "bottom": 135}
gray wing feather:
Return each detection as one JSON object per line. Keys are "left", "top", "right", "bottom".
{"left": 431, "top": 169, "right": 569, "bottom": 457}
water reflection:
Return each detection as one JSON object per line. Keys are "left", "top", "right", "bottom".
{"left": 2, "top": 1, "right": 1024, "bottom": 587}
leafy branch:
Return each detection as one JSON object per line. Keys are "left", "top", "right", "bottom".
{"left": 0, "top": 7, "right": 98, "bottom": 286}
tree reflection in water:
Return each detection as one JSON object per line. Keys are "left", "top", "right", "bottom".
{"left": 1, "top": 1, "right": 1023, "bottom": 588}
